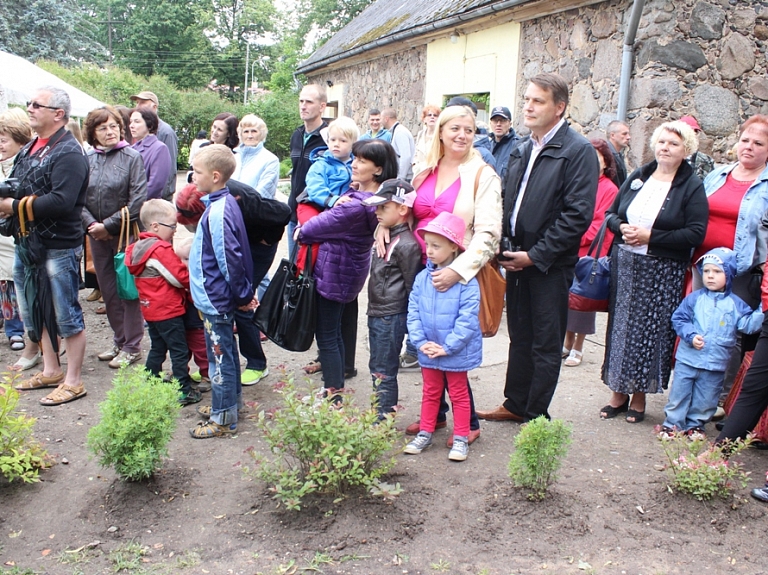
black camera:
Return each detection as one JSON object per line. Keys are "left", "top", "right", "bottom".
{"left": 497, "top": 237, "right": 520, "bottom": 261}
{"left": 0, "top": 178, "right": 22, "bottom": 200}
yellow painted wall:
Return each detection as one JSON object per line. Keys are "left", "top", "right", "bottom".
{"left": 425, "top": 21, "right": 521, "bottom": 121}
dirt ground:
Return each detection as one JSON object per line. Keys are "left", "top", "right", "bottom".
{"left": 2, "top": 198, "right": 768, "bottom": 574}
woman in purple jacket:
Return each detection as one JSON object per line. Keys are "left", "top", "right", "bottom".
{"left": 297, "top": 140, "right": 397, "bottom": 396}
{"left": 130, "top": 108, "right": 171, "bottom": 199}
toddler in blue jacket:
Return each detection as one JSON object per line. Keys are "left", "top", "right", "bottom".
{"left": 661, "top": 247, "right": 764, "bottom": 438}
{"left": 404, "top": 211, "right": 482, "bottom": 462}
{"left": 302, "top": 116, "right": 358, "bottom": 210}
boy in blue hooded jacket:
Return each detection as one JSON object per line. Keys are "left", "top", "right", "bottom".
{"left": 661, "top": 247, "right": 764, "bottom": 437}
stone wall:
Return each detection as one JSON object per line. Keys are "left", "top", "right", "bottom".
{"left": 307, "top": 46, "right": 427, "bottom": 135}
{"left": 517, "top": 0, "right": 768, "bottom": 167}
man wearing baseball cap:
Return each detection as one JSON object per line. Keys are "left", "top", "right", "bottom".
{"left": 488, "top": 105, "right": 518, "bottom": 187}
{"left": 679, "top": 115, "right": 715, "bottom": 180}
{"left": 130, "top": 91, "right": 179, "bottom": 200}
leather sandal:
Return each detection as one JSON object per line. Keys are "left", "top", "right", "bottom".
{"left": 599, "top": 398, "right": 629, "bottom": 419}
{"left": 302, "top": 359, "right": 322, "bottom": 374}
{"left": 39, "top": 383, "right": 86, "bottom": 406}
{"left": 14, "top": 371, "right": 65, "bottom": 390}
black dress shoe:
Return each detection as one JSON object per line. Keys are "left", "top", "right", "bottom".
{"left": 751, "top": 485, "right": 768, "bottom": 503}
{"left": 715, "top": 421, "right": 725, "bottom": 431}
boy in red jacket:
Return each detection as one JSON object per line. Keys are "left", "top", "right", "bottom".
{"left": 125, "top": 199, "right": 201, "bottom": 405}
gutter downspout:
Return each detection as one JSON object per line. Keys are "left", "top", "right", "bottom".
{"left": 616, "top": 0, "right": 646, "bottom": 122}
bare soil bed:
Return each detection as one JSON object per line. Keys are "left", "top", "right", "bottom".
{"left": 2, "top": 281, "right": 768, "bottom": 575}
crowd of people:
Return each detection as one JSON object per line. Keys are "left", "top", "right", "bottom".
{"left": 3, "top": 74, "right": 768, "bottom": 487}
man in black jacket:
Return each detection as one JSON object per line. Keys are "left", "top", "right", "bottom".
{"left": 288, "top": 84, "right": 328, "bottom": 253}
{"left": 0, "top": 87, "right": 89, "bottom": 406}
{"left": 477, "top": 73, "right": 598, "bottom": 423}
{"left": 488, "top": 105, "right": 519, "bottom": 191}
{"left": 606, "top": 120, "right": 630, "bottom": 187}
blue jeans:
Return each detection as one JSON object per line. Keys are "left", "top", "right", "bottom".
{"left": 236, "top": 242, "right": 278, "bottom": 371}
{"left": 14, "top": 246, "right": 84, "bottom": 339}
{"left": 202, "top": 312, "right": 242, "bottom": 426}
{"left": 368, "top": 313, "right": 408, "bottom": 416}
{"left": 315, "top": 293, "right": 345, "bottom": 391}
{"left": 663, "top": 361, "right": 724, "bottom": 431}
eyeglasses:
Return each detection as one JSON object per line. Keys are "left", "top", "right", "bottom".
{"left": 425, "top": 113, "right": 439, "bottom": 118}
{"left": 27, "top": 101, "right": 60, "bottom": 111}
{"left": 96, "top": 123, "right": 120, "bottom": 134}
{"left": 157, "top": 222, "right": 177, "bottom": 230}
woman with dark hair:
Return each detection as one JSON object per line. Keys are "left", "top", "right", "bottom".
{"left": 209, "top": 113, "right": 239, "bottom": 150}
{"left": 83, "top": 106, "right": 147, "bottom": 367}
{"left": 130, "top": 108, "right": 171, "bottom": 199}
{"left": 562, "top": 138, "right": 620, "bottom": 367}
{"left": 297, "top": 139, "right": 398, "bottom": 394}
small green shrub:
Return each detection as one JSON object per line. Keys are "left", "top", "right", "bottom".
{"left": 87, "top": 367, "right": 180, "bottom": 481}
{"left": 245, "top": 373, "right": 400, "bottom": 510}
{"left": 508, "top": 416, "right": 572, "bottom": 500}
{"left": 660, "top": 431, "right": 751, "bottom": 500}
{"left": 0, "top": 376, "right": 50, "bottom": 483}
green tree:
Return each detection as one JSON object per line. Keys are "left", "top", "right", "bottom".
{"left": 0, "top": 0, "right": 105, "bottom": 64}
{"left": 295, "top": 0, "right": 373, "bottom": 48}
{"left": 83, "top": 0, "right": 216, "bottom": 89}
{"left": 209, "top": 0, "right": 277, "bottom": 98}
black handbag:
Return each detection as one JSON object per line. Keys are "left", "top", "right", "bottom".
{"left": 253, "top": 243, "right": 316, "bottom": 352}
{"left": 569, "top": 220, "right": 611, "bottom": 312}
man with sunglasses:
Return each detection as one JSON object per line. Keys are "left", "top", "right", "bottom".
{"left": 0, "top": 86, "right": 89, "bottom": 406}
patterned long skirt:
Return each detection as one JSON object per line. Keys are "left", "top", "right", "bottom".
{"left": 602, "top": 247, "right": 687, "bottom": 395}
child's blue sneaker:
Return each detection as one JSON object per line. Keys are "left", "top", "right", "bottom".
{"left": 448, "top": 436, "right": 469, "bottom": 461}
{"left": 404, "top": 431, "right": 432, "bottom": 454}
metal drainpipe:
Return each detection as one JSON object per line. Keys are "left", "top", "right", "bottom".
{"left": 617, "top": 0, "right": 646, "bottom": 122}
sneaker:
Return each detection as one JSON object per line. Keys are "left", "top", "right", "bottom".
{"left": 687, "top": 427, "right": 706, "bottom": 441}
{"left": 241, "top": 367, "right": 269, "bottom": 386}
{"left": 404, "top": 431, "right": 433, "bottom": 454}
{"left": 189, "top": 420, "right": 237, "bottom": 439}
{"left": 108, "top": 350, "right": 143, "bottom": 369}
{"left": 179, "top": 389, "right": 203, "bottom": 406}
{"left": 190, "top": 371, "right": 202, "bottom": 382}
{"left": 195, "top": 376, "right": 211, "bottom": 393}
{"left": 399, "top": 353, "right": 419, "bottom": 369}
{"left": 712, "top": 406, "right": 726, "bottom": 421}
{"left": 448, "top": 436, "right": 469, "bottom": 461}
{"left": 98, "top": 345, "right": 120, "bottom": 361}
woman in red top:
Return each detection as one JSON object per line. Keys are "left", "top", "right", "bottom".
{"left": 562, "top": 139, "right": 619, "bottom": 367}
{"left": 693, "top": 115, "right": 768, "bottom": 414}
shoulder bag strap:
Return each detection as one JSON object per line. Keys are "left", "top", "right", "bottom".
{"left": 117, "top": 206, "right": 129, "bottom": 253}
{"left": 586, "top": 219, "right": 609, "bottom": 259}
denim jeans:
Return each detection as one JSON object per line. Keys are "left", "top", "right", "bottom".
{"left": 1, "top": 280, "right": 24, "bottom": 338}
{"left": 663, "top": 361, "right": 724, "bottom": 431}
{"left": 14, "top": 246, "right": 84, "bottom": 339}
{"left": 287, "top": 221, "right": 297, "bottom": 257}
{"left": 315, "top": 293, "right": 345, "bottom": 391}
{"left": 236, "top": 241, "right": 279, "bottom": 371}
{"left": 202, "top": 311, "right": 242, "bottom": 426}
{"left": 146, "top": 315, "right": 194, "bottom": 395}
{"left": 368, "top": 313, "right": 408, "bottom": 416}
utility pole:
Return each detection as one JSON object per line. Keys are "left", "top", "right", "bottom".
{"left": 243, "top": 43, "right": 249, "bottom": 105}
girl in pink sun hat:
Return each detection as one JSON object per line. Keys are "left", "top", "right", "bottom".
{"left": 404, "top": 211, "right": 482, "bottom": 462}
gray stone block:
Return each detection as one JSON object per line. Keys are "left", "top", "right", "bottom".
{"left": 690, "top": 1, "right": 725, "bottom": 40}
{"left": 693, "top": 84, "right": 740, "bottom": 136}
{"left": 717, "top": 33, "right": 755, "bottom": 80}
{"left": 628, "top": 77, "right": 682, "bottom": 109}
{"left": 638, "top": 39, "right": 708, "bottom": 72}
{"left": 570, "top": 83, "right": 599, "bottom": 125}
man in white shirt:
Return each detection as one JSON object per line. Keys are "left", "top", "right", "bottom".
{"left": 477, "top": 73, "right": 598, "bottom": 423}
{"left": 382, "top": 107, "right": 415, "bottom": 181}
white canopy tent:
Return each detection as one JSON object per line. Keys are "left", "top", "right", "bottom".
{"left": 0, "top": 51, "right": 104, "bottom": 117}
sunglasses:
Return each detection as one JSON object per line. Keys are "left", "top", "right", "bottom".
{"left": 157, "top": 222, "right": 177, "bottom": 230}
{"left": 27, "top": 101, "right": 60, "bottom": 111}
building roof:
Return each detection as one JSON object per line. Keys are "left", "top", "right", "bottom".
{"left": 297, "top": 0, "right": 531, "bottom": 74}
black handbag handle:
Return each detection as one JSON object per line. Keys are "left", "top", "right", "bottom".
{"left": 586, "top": 219, "right": 609, "bottom": 260}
